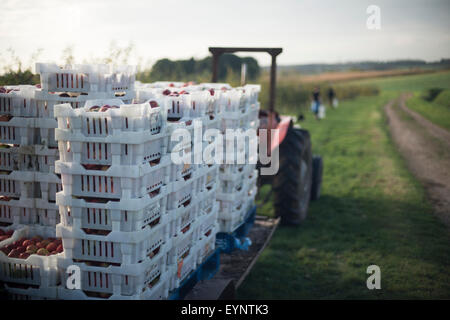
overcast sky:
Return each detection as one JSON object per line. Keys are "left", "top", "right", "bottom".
{"left": 1, "top": 0, "right": 449, "bottom": 70}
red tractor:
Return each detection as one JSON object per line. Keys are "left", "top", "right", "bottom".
{"left": 209, "top": 47, "right": 323, "bottom": 225}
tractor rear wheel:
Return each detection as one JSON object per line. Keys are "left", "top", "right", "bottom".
{"left": 273, "top": 126, "right": 312, "bottom": 225}
{"left": 310, "top": 155, "right": 323, "bottom": 201}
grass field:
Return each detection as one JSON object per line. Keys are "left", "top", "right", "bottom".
{"left": 237, "top": 72, "right": 450, "bottom": 299}
{"left": 353, "top": 70, "right": 450, "bottom": 130}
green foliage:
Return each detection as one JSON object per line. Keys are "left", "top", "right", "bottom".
{"left": 422, "top": 87, "right": 444, "bottom": 101}
{"left": 138, "top": 54, "right": 259, "bottom": 83}
{"left": 0, "top": 69, "right": 39, "bottom": 86}
{"left": 433, "top": 89, "right": 450, "bottom": 108}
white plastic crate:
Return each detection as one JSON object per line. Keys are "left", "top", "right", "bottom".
{"left": 0, "top": 117, "right": 36, "bottom": 145}
{"left": 56, "top": 156, "right": 169, "bottom": 199}
{"left": 7, "top": 145, "right": 59, "bottom": 173}
{"left": 3, "top": 285, "right": 58, "bottom": 300}
{"left": 217, "top": 196, "right": 244, "bottom": 220}
{"left": 0, "top": 225, "right": 60, "bottom": 288}
{"left": 0, "top": 85, "right": 41, "bottom": 118}
{"left": 110, "top": 65, "right": 136, "bottom": 92}
{"left": 219, "top": 89, "right": 247, "bottom": 114}
{"left": 165, "top": 120, "right": 195, "bottom": 153}
{"left": 35, "top": 199, "right": 60, "bottom": 226}
{"left": 56, "top": 221, "right": 170, "bottom": 265}
{"left": 32, "top": 89, "right": 136, "bottom": 119}
{"left": 58, "top": 133, "right": 167, "bottom": 168}
{"left": 199, "top": 190, "right": 217, "bottom": 215}
{"left": 0, "top": 145, "right": 17, "bottom": 171}
{"left": 200, "top": 165, "right": 219, "bottom": 192}
{"left": 35, "top": 172, "right": 62, "bottom": 203}
{"left": 167, "top": 174, "right": 202, "bottom": 210}
{"left": 198, "top": 203, "right": 218, "bottom": 238}
{"left": 57, "top": 271, "right": 169, "bottom": 300}
{"left": 57, "top": 244, "right": 169, "bottom": 298}
{"left": 219, "top": 172, "right": 245, "bottom": 194}
{"left": 217, "top": 169, "right": 257, "bottom": 201}
{"left": 219, "top": 163, "right": 246, "bottom": 177}
{"left": 218, "top": 209, "right": 246, "bottom": 233}
{"left": 167, "top": 220, "right": 200, "bottom": 265}
{"left": 0, "top": 225, "right": 16, "bottom": 247}
{"left": 169, "top": 245, "right": 198, "bottom": 290}
{"left": 168, "top": 197, "right": 200, "bottom": 238}
{"left": 54, "top": 99, "right": 165, "bottom": 140}
{"left": 36, "top": 63, "right": 135, "bottom": 94}
{"left": 0, "top": 170, "right": 35, "bottom": 198}
{"left": 36, "top": 63, "right": 109, "bottom": 92}
{"left": 164, "top": 92, "right": 192, "bottom": 121}
{"left": 0, "top": 197, "right": 35, "bottom": 226}
{"left": 35, "top": 118, "right": 58, "bottom": 148}
{"left": 243, "top": 84, "right": 261, "bottom": 106}
{"left": 168, "top": 145, "right": 203, "bottom": 183}
{"left": 197, "top": 224, "right": 218, "bottom": 265}
{"left": 0, "top": 90, "right": 15, "bottom": 116}
{"left": 56, "top": 186, "right": 168, "bottom": 233}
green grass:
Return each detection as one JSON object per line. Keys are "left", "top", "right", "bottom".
{"left": 237, "top": 81, "right": 450, "bottom": 298}
{"left": 345, "top": 70, "right": 450, "bottom": 130}
{"left": 405, "top": 92, "right": 450, "bottom": 131}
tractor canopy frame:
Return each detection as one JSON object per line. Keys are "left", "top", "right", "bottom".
{"left": 208, "top": 47, "right": 282, "bottom": 113}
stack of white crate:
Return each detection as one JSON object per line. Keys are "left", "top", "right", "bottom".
{"left": 0, "top": 64, "right": 139, "bottom": 300}
{"left": 214, "top": 84, "right": 260, "bottom": 233}
{"left": 135, "top": 83, "right": 221, "bottom": 291}
{"left": 53, "top": 95, "right": 173, "bottom": 299}
{"left": 0, "top": 81, "right": 64, "bottom": 300}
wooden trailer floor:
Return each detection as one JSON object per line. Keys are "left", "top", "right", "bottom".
{"left": 185, "top": 215, "right": 280, "bottom": 300}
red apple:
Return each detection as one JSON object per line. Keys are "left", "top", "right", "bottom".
{"left": 8, "top": 249, "right": 20, "bottom": 258}
{"left": 149, "top": 101, "right": 159, "bottom": 108}
{"left": 22, "top": 239, "right": 34, "bottom": 247}
{"left": 0, "top": 247, "right": 10, "bottom": 255}
{"left": 100, "top": 105, "right": 111, "bottom": 112}
{"left": 89, "top": 105, "right": 101, "bottom": 112}
{"left": 18, "top": 252, "right": 30, "bottom": 259}
{"left": 0, "top": 235, "right": 9, "bottom": 241}
{"left": 36, "top": 248, "right": 49, "bottom": 256}
{"left": 162, "top": 89, "right": 171, "bottom": 96}
{"left": 56, "top": 244, "right": 63, "bottom": 253}
{"left": 26, "top": 244, "right": 38, "bottom": 253}
{"left": 209, "top": 89, "right": 215, "bottom": 96}
{"left": 46, "top": 242, "right": 57, "bottom": 252}
{"left": 16, "top": 246, "right": 26, "bottom": 253}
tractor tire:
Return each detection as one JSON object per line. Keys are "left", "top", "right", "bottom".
{"left": 310, "top": 155, "right": 323, "bottom": 201}
{"left": 273, "top": 126, "right": 312, "bottom": 225}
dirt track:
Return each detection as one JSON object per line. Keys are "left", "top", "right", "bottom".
{"left": 385, "top": 94, "right": 450, "bottom": 228}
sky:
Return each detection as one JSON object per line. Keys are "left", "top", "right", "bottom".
{"left": 0, "top": 0, "right": 449, "bottom": 71}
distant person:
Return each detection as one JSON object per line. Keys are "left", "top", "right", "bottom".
{"left": 311, "top": 87, "right": 321, "bottom": 120}
{"left": 328, "top": 86, "right": 338, "bottom": 108}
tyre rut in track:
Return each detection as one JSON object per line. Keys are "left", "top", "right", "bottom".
{"left": 385, "top": 93, "right": 450, "bottom": 229}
